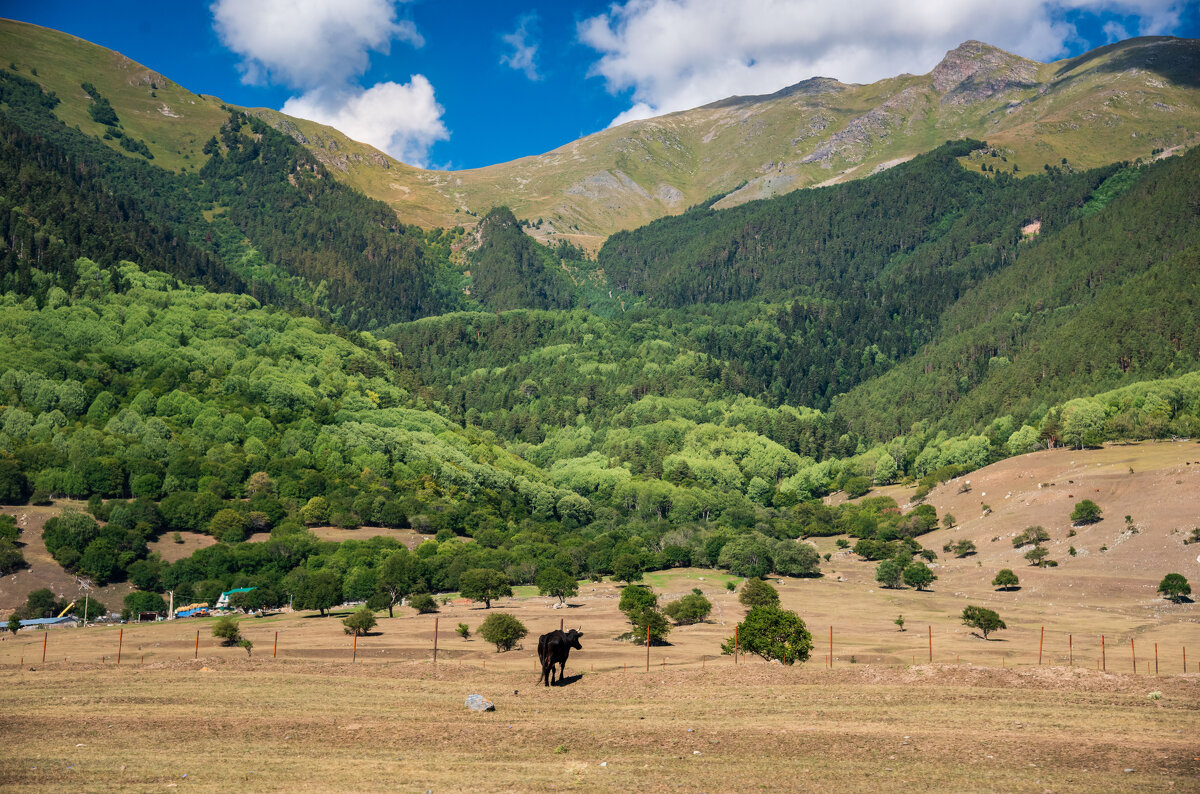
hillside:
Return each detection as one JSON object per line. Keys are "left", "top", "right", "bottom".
{"left": 4, "top": 19, "right": 1199, "bottom": 244}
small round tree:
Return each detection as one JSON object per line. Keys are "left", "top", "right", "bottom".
{"left": 456, "top": 622, "right": 470, "bottom": 639}
{"left": 961, "top": 605, "right": 1007, "bottom": 640}
{"left": 342, "top": 606, "right": 378, "bottom": 635}
{"left": 992, "top": 568, "right": 1019, "bottom": 591}
{"left": 738, "top": 578, "right": 780, "bottom": 609}
{"left": 1070, "top": 500, "right": 1102, "bottom": 525}
{"left": 7, "top": 613, "right": 20, "bottom": 634}
{"left": 478, "top": 612, "right": 527, "bottom": 652}
{"left": 618, "top": 585, "right": 658, "bottom": 615}
{"left": 1158, "top": 573, "right": 1191, "bottom": 603}
{"left": 535, "top": 568, "right": 579, "bottom": 605}
{"left": 721, "top": 606, "right": 813, "bottom": 665}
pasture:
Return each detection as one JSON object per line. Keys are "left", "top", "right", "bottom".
{"left": 2, "top": 441, "right": 1199, "bottom": 790}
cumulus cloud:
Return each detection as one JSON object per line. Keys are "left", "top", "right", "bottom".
{"left": 501, "top": 14, "right": 542, "bottom": 81}
{"left": 282, "top": 78, "right": 448, "bottom": 168}
{"left": 212, "top": 0, "right": 447, "bottom": 166}
{"left": 579, "top": 0, "right": 1188, "bottom": 127}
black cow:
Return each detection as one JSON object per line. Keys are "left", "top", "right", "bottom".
{"left": 537, "top": 628, "right": 583, "bottom": 686}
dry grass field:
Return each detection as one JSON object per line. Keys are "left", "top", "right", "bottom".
{"left": 2, "top": 441, "right": 1199, "bottom": 791}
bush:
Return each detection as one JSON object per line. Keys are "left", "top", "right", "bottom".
{"left": 342, "top": 606, "right": 378, "bottom": 635}
{"left": 961, "top": 605, "right": 1006, "bottom": 639}
{"left": 992, "top": 568, "right": 1019, "bottom": 591}
{"left": 456, "top": 622, "right": 470, "bottom": 639}
{"left": 664, "top": 590, "right": 712, "bottom": 625}
{"left": 212, "top": 616, "right": 243, "bottom": 645}
{"left": 409, "top": 593, "right": 438, "bottom": 614}
{"left": 1070, "top": 500, "right": 1102, "bottom": 525}
{"left": 952, "top": 539, "right": 976, "bottom": 557}
{"left": 721, "top": 606, "right": 813, "bottom": 665}
{"left": 738, "top": 578, "right": 779, "bottom": 609}
{"left": 478, "top": 612, "right": 527, "bottom": 652}
{"left": 1158, "top": 573, "right": 1191, "bottom": 603}
{"left": 627, "top": 603, "right": 671, "bottom": 644}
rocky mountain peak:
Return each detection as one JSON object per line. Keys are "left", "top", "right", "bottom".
{"left": 931, "top": 40, "right": 1040, "bottom": 102}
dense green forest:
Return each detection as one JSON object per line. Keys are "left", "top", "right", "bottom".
{"left": 2, "top": 63, "right": 1199, "bottom": 616}
{"left": 0, "top": 68, "right": 455, "bottom": 329}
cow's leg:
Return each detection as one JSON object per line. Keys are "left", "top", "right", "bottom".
{"left": 556, "top": 660, "right": 566, "bottom": 684}
{"left": 541, "top": 661, "right": 551, "bottom": 686}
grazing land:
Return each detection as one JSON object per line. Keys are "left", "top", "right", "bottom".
{"left": 2, "top": 441, "right": 1199, "bottom": 792}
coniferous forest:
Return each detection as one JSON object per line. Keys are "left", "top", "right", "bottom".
{"left": 2, "top": 63, "right": 1200, "bottom": 615}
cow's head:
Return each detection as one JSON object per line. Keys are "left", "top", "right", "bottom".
{"left": 566, "top": 628, "right": 584, "bottom": 650}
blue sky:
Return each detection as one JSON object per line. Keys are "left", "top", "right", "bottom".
{"left": 4, "top": 1, "right": 1198, "bottom": 169}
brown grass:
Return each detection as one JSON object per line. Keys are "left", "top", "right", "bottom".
{"left": 3, "top": 441, "right": 1200, "bottom": 790}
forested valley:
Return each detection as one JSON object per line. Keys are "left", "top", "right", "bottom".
{"left": 3, "top": 63, "right": 1200, "bottom": 619}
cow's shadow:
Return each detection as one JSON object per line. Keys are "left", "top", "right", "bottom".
{"left": 550, "top": 673, "right": 584, "bottom": 688}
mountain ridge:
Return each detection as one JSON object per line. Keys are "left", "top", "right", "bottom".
{"left": 3, "top": 18, "right": 1198, "bottom": 247}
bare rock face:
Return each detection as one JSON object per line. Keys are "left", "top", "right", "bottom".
{"left": 932, "top": 40, "right": 1040, "bottom": 104}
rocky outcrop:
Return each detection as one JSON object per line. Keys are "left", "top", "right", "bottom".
{"left": 932, "top": 40, "right": 1040, "bottom": 105}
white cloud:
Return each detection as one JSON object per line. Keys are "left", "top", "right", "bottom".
{"left": 282, "top": 79, "right": 448, "bottom": 168}
{"left": 212, "top": 0, "right": 447, "bottom": 166}
{"left": 579, "top": 0, "right": 1189, "bottom": 126}
{"left": 501, "top": 14, "right": 542, "bottom": 81}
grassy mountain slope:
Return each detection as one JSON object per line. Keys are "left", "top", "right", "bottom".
{"left": 5, "top": 19, "right": 1198, "bottom": 245}
{"left": 836, "top": 146, "right": 1200, "bottom": 437}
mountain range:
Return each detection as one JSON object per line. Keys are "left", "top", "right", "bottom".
{"left": 3, "top": 19, "right": 1198, "bottom": 247}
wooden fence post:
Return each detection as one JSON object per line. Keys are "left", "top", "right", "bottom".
{"left": 1039, "top": 626, "right": 1044, "bottom": 665}
{"left": 352, "top": 629, "right": 358, "bottom": 663}
{"left": 194, "top": 630, "right": 199, "bottom": 660}
{"left": 433, "top": 617, "right": 439, "bottom": 664}
{"left": 1131, "top": 638, "right": 1136, "bottom": 674}
{"left": 41, "top": 632, "right": 47, "bottom": 663}
{"left": 645, "top": 625, "right": 650, "bottom": 672}
{"left": 116, "top": 628, "right": 122, "bottom": 665}
{"left": 1069, "top": 634, "right": 1072, "bottom": 666}
{"left": 1101, "top": 635, "right": 1105, "bottom": 672}
{"left": 274, "top": 631, "right": 278, "bottom": 659}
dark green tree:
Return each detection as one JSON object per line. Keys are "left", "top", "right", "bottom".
{"left": 458, "top": 568, "right": 513, "bottom": 608}
{"left": 961, "top": 605, "right": 1007, "bottom": 639}
{"left": 738, "top": 578, "right": 780, "bottom": 609}
{"left": 721, "top": 606, "right": 813, "bottom": 664}
{"left": 611, "top": 553, "right": 644, "bottom": 585}
{"left": 902, "top": 562, "right": 936, "bottom": 591}
{"left": 1158, "top": 573, "right": 1191, "bottom": 603}
{"left": 1070, "top": 500, "right": 1103, "bottom": 525}
{"left": 535, "top": 568, "right": 578, "bottom": 605}
{"left": 992, "top": 569, "right": 1019, "bottom": 591}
